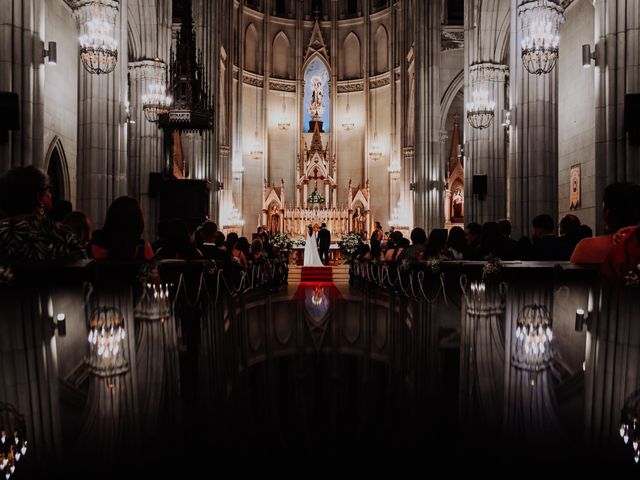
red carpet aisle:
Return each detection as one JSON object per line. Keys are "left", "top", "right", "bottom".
{"left": 300, "top": 266, "right": 333, "bottom": 282}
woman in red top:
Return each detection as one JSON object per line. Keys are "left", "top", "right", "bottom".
{"left": 90, "top": 196, "right": 154, "bottom": 261}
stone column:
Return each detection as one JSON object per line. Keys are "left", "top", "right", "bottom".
{"left": 594, "top": 0, "right": 640, "bottom": 233}
{"left": 414, "top": 0, "right": 443, "bottom": 232}
{"left": 76, "top": 0, "right": 129, "bottom": 228}
{"left": 465, "top": 62, "right": 509, "bottom": 224}
{"left": 0, "top": 0, "right": 45, "bottom": 171}
{"left": 128, "top": 60, "right": 165, "bottom": 239}
{"left": 509, "top": 0, "right": 559, "bottom": 239}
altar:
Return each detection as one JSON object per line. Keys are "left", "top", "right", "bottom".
{"left": 290, "top": 244, "right": 341, "bottom": 266}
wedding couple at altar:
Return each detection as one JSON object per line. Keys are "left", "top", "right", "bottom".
{"left": 303, "top": 223, "right": 331, "bottom": 267}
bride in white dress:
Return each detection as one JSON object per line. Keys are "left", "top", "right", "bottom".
{"left": 303, "top": 224, "right": 324, "bottom": 267}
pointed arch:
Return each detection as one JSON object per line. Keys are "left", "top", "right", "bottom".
{"left": 45, "top": 137, "right": 70, "bottom": 202}
{"left": 244, "top": 23, "right": 259, "bottom": 73}
{"left": 374, "top": 25, "right": 389, "bottom": 74}
{"left": 440, "top": 69, "right": 464, "bottom": 130}
{"left": 302, "top": 54, "right": 331, "bottom": 132}
{"left": 341, "top": 32, "right": 361, "bottom": 80}
{"left": 272, "top": 31, "right": 291, "bottom": 79}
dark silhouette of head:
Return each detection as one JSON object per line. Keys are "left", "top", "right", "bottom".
{"left": 465, "top": 222, "right": 482, "bottom": 244}
{"left": 602, "top": 182, "right": 640, "bottom": 233}
{"left": 447, "top": 226, "right": 466, "bottom": 253}
{"left": 410, "top": 227, "right": 427, "bottom": 245}
{"left": 497, "top": 219, "right": 512, "bottom": 238}
{"left": 100, "top": 196, "right": 145, "bottom": 260}
{"left": 559, "top": 214, "right": 581, "bottom": 236}
{"left": 0, "top": 166, "right": 51, "bottom": 217}
{"left": 532, "top": 214, "right": 555, "bottom": 238}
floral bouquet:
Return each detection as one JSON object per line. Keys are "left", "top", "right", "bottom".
{"left": 271, "top": 231, "right": 293, "bottom": 250}
{"left": 339, "top": 232, "right": 364, "bottom": 259}
{"left": 292, "top": 237, "right": 306, "bottom": 247}
{"left": 482, "top": 257, "right": 502, "bottom": 283}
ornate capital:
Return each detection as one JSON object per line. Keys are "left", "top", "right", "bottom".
{"left": 469, "top": 62, "right": 509, "bottom": 83}
{"left": 128, "top": 59, "right": 167, "bottom": 81}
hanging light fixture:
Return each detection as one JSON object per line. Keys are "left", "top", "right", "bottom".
{"left": 341, "top": 93, "right": 355, "bottom": 131}
{"left": 75, "top": 0, "right": 119, "bottom": 75}
{"left": 514, "top": 304, "right": 553, "bottom": 365}
{"left": 467, "top": 65, "right": 496, "bottom": 130}
{"left": 142, "top": 61, "right": 172, "bottom": 124}
{"left": 369, "top": 89, "right": 382, "bottom": 161}
{"left": 620, "top": 390, "right": 640, "bottom": 464}
{"left": 277, "top": 92, "right": 290, "bottom": 131}
{"left": 0, "top": 403, "right": 28, "bottom": 480}
{"left": 87, "top": 307, "right": 126, "bottom": 360}
{"left": 518, "top": 0, "right": 565, "bottom": 75}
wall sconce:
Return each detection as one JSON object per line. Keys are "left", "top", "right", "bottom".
{"left": 501, "top": 109, "right": 512, "bottom": 126}
{"left": 409, "top": 182, "right": 417, "bottom": 191}
{"left": 575, "top": 308, "right": 588, "bottom": 331}
{"left": 54, "top": 313, "right": 66, "bottom": 336}
{"left": 582, "top": 44, "right": 596, "bottom": 68}
{"left": 456, "top": 143, "right": 464, "bottom": 158}
{"left": 44, "top": 41, "right": 57, "bottom": 65}
{"left": 217, "top": 181, "right": 224, "bottom": 191}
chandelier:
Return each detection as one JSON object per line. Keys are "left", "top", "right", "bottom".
{"left": 341, "top": 93, "right": 355, "bottom": 131}
{"left": 467, "top": 66, "right": 496, "bottom": 130}
{"left": 142, "top": 82, "right": 172, "bottom": 124}
{"left": 277, "top": 93, "right": 290, "bottom": 130}
{"left": 619, "top": 391, "right": 640, "bottom": 463}
{"left": 369, "top": 132, "right": 383, "bottom": 161}
{"left": 75, "top": 0, "right": 119, "bottom": 75}
{"left": 87, "top": 307, "right": 126, "bottom": 359}
{"left": 518, "top": 0, "right": 565, "bottom": 75}
{"left": 514, "top": 304, "right": 553, "bottom": 363}
{"left": 0, "top": 403, "right": 28, "bottom": 480}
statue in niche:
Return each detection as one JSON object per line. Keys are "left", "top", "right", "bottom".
{"left": 452, "top": 188, "right": 463, "bottom": 219}
{"left": 308, "top": 76, "right": 324, "bottom": 118}
{"left": 269, "top": 205, "right": 280, "bottom": 233}
{"left": 352, "top": 207, "right": 366, "bottom": 235}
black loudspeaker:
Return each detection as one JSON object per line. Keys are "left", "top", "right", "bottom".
{"left": 625, "top": 94, "right": 640, "bottom": 146}
{"left": 472, "top": 174, "right": 488, "bottom": 198}
{"left": 148, "top": 172, "right": 163, "bottom": 198}
{"left": 159, "top": 179, "right": 210, "bottom": 231}
{"left": 0, "top": 92, "right": 20, "bottom": 130}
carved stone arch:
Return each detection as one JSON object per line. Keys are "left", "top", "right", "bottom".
{"left": 495, "top": 10, "right": 511, "bottom": 65}
{"left": 127, "top": 3, "right": 142, "bottom": 60}
{"left": 341, "top": 32, "right": 361, "bottom": 80}
{"left": 272, "top": 30, "right": 291, "bottom": 79}
{"left": 244, "top": 23, "right": 259, "bottom": 73}
{"left": 440, "top": 69, "right": 464, "bottom": 130}
{"left": 45, "top": 137, "right": 70, "bottom": 202}
{"left": 374, "top": 25, "right": 389, "bottom": 75}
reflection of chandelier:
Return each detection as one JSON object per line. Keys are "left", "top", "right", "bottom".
{"left": 514, "top": 304, "right": 553, "bottom": 361}
{"left": 518, "top": 0, "right": 565, "bottom": 75}
{"left": 88, "top": 307, "right": 126, "bottom": 359}
{"left": 369, "top": 132, "right": 383, "bottom": 161}
{"left": 142, "top": 81, "right": 172, "bottom": 124}
{"left": 0, "top": 402, "right": 28, "bottom": 480}
{"left": 620, "top": 391, "right": 640, "bottom": 464}
{"left": 250, "top": 130, "right": 263, "bottom": 160}
{"left": 75, "top": 0, "right": 119, "bottom": 75}
{"left": 467, "top": 65, "right": 496, "bottom": 130}
{"left": 341, "top": 93, "right": 355, "bottom": 131}
{"left": 277, "top": 94, "right": 290, "bottom": 130}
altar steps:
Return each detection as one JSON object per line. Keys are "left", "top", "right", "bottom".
{"left": 288, "top": 265, "right": 350, "bottom": 284}
{"left": 301, "top": 266, "right": 333, "bottom": 282}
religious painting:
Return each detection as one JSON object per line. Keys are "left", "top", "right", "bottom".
{"left": 570, "top": 164, "right": 581, "bottom": 210}
{"left": 303, "top": 57, "right": 330, "bottom": 132}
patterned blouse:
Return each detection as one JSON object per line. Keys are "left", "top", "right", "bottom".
{"left": 0, "top": 214, "right": 87, "bottom": 262}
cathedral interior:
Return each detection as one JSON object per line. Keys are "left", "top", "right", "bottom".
{"left": 1, "top": 0, "right": 640, "bottom": 475}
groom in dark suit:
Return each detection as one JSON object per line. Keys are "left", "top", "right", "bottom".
{"left": 317, "top": 223, "right": 331, "bottom": 265}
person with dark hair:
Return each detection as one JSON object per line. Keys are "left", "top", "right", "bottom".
{"left": 198, "top": 221, "right": 218, "bottom": 247}
{"left": 90, "top": 196, "right": 154, "bottom": 261}
{"left": 0, "top": 166, "right": 86, "bottom": 261}
{"left": 225, "top": 232, "right": 239, "bottom": 252}
{"left": 250, "top": 238, "right": 267, "bottom": 262}
{"left": 578, "top": 224, "right": 593, "bottom": 239}
{"left": 425, "top": 228, "right": 447, "bottom": 259}
{"left": 477, "top": 222, "right": 501, "bottom": 259}
{"left": 497, "top": 219, "right": 518, "bottom": 260}
{"left": 572, "top": 182, "right": 640, "bottom": 263}
{"left": 445, "top": 226, "right": 466, "bottom": 259}
{"left": 384, "top": 230, "right": 404, "bottom": 260}
{"left": 370, "top": 221, "right": 384, "bottom": 259}
{"left": 463, "top": 222, "right": 482, "bottom": 260}
{"left": 201, "top": 230, "right": 228, "bottom": 265}
{"left": 530, "top": 213, "right": 571, "bottom": 260}
{"left": 154, "top": 218, "right": 203, "bottom": 260}
{"left": 62, "top": 211, "right": 92, "bottom": 250}
{"left": 49, "top": 199, "right": 73, "bottom": 223}
{"left": 559, "top": 214, "right": 582, "bottom": 254}
{"left": 317, "top": 222, "right": 331, "bottom": 265}
{"left": 232, "top": 237, "right": 251, "bottom": 270}
{"left": 397, "top": 227, "right": 427, "bottom": 264}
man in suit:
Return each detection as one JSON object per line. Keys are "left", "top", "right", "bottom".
{"left": 317, "top": 223, "right": 331, "bottom": 265}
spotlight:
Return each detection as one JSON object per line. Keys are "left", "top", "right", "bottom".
{"left": 44, "top": 41, "right": 57, "bottom": 65}
{"left": 582, "top": 44, "right": 596, "bottom": 68}
{"left": 575, "top": 308, "right": 587, "bottom": 331}
{"left": 54, "top": 313, "right": 66, "bottom": 336}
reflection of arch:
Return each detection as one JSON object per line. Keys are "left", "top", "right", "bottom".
{"left": 45, "top": 137, "right": 70, "bottom": 201}
{"left": 440, "top": 69, "right": 464, "bottom": 130}
{"left": 374, "top": 25, "right": 388, "bottom": 74}
{"left": 272, "top": 31, "right": 290, "bottom": 79}
{"left": 341, "top": 32, "right": 361, "bottom": 79}
{"left": 244, "top": 23, "right": 259, "bottom": 73}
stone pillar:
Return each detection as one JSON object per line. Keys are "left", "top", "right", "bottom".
{"left": 509, "top": 0, "right": 559, "bottom": 239}
{"left": 128, "top": 60, "right": 165, "bottom": 239}
{"left": 0, "top": 0, "right": 45, "bottom": 171}
{"left": 76, "top": 0, "right": 129, "bottom": 228}
{"left": 414, "top": 0, "right": 442, "bottom": 232}
{"left": 594, "top": 0, "right": 640, "bottom": 233}
{"left": 465, "top": 63, "right": 509, "bottom": 224}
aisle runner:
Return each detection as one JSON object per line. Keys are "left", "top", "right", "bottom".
{"left": 300, "top": 266, "right": 333, "bottom": 282}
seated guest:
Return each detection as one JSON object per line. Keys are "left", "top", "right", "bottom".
{"left": 91, "top": 196, "right": 154, "bottom": 261}
{"left": 0, "top": 166, "right": 86, "bottom": 261}
{"left": 398, "top": 227, "right": 427, "bottom": 264}
{"left": 497, "top": 219, "right": 518, "bottom": 260}
{"left": 559, "top": 214, "right": 582, "bottom": 254}
{"left": 578, "top": 224, "right": 593, "bottom": 240}
{"left": 197, "top": 221, "right": 217, "bottom": 248}
{"left": 49, "top": 199, "right": 72, "bottom": 223}
{"left": 395, "top": 238, "right": 410, "bottom": 258}
{"left": 463, "top": 222, "right": 482, "bottom": 260}
{"left": 201, "top": 231, "right": 228, "bottom": 265}
{"left": 225, "top": 232, "right": 239, "bottom": 252}
{"left": 250, "top": 238, "right": 268, "bottom": 263}
{"left": 425, "top": 228, "right": 447, "bottom": 259}
{"left": 571, "top": 182, "right": 640, "bottom": 264}
{"left": 530, "top": 214, "right": 571, "bottom": 260}
{"left": 445, "top": 226, "right": 466, "bottom": 260}
{"left": 62, "top": 211, "right": 92, "bottom": 250}
{"left": 602, "top": 224, "right": 640, "bottom": 284}
{"left": 384, "top": 231, "right": 404, "bottom": 261}
{"left": 231, "top": 237, "right": 250, "bottom": 270}
{"left": 478, "top": 222, "right": 502, "bottom": 259}
{"left": 154, "top": 218, "right": 203, "bottom": 260}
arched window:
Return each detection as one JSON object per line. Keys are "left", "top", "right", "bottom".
{"left": 272, "top": 31, "right": 290, "bottom": 79}
{"left": 374, "top": 25, "right": 388, "bottom": 75}
{"left": 341, "top": 32, "right": 361, "bottom": 80}
{"left": 244, "top": 23, "right": 259, "bottom": 73}
{"left": 46, "top": 138, "right": 69, "bottom": 203}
